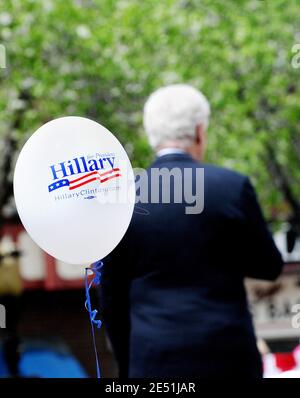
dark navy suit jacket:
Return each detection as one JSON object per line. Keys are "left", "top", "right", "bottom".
{"left": 101, "top": 153, "right": 283, "bottom": 378}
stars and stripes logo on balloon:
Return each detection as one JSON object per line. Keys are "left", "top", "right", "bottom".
{"left": 48, "top": 167, "right": 121, "bottom": 192}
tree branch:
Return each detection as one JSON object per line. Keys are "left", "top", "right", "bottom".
{"left": 0, "top": 89, "right": 33, "bottom": 236}
{"left": 264, "top": 142, "right": 300, "bottom": 220}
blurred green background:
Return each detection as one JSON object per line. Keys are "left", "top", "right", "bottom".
{"left": 1, "top": 0, "right": 300, "bottom": 221}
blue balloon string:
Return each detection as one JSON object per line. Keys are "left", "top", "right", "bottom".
{"left": 85, "top": 260, "right": 103, "bottom": 378}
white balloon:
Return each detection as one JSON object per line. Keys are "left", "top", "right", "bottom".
{"left": 14, "top": 116, "right": 135, "bottom": 265}
{"left": 275, "top": 370, "right": 300, "bottom": 378}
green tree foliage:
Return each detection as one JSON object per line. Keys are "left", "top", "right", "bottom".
{"left": 0, "top": 0, "right": 300, "bottom": 220}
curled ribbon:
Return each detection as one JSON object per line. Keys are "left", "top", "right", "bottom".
{"left": 85, "top": 260, "right": 103, "bottom": 378}
{"left": 134, "top": 205, "right": 150, "bottom": 216}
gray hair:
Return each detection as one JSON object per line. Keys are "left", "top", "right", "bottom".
{"left": 143, "top": 84, "right": 210, "bottom": 148}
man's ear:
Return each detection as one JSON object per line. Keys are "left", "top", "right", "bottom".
{"left": 195, "top": 124, "right": 207, "bottom": 161}
{"left": 195, "top": 124, "right": 204, "bottom": 144}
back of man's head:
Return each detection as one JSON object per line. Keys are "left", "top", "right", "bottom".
{"left": 143, "top": 84, "right": 210, "bottom": 150}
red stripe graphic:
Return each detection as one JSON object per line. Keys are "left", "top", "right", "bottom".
{"left": 99, "top": 168, "right": 120, "bottom": 177}
{"left": 67, "top": 168, "right": 121, "bottom": 191}
{"left": 69, "top": 171, "right": 98, "bottom": 184}
{"left": 100, "top": 173, "right": 121, "bottom": 183}
{"left": 69, "top": 177, "right": 98, "bottom": 190}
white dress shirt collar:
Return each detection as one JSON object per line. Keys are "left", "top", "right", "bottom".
{"left": 156, "top": 148, "right": 187, "bottom": 158}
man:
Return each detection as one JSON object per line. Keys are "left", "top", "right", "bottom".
{"left": 101, "top": 84, "right": 283, "bottom": 378}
